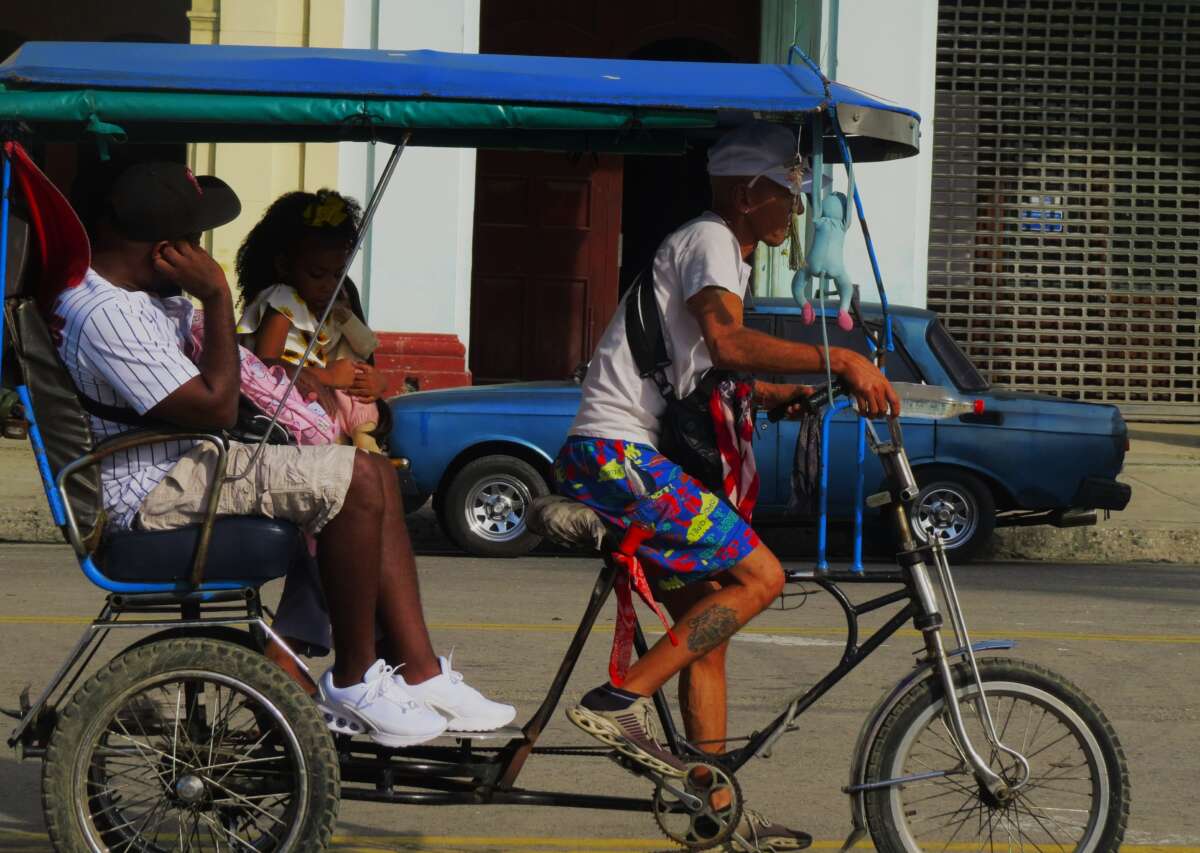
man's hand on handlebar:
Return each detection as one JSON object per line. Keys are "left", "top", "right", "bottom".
{"left": 757, "top": 381, "right": 814, "bottom": 420}
{"left": 836, "top": 350, "right": 901, "bottom": 419}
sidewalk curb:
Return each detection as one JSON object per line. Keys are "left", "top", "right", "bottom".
{"left": 0, "top": 508, "right": 59, "bottom": 544}
{"left": 986, "top": 525, "right": 1200, "bottom": 565}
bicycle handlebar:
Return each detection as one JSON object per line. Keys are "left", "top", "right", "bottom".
{"left": 766, "top": 379, "right": 847, "bottom": 422}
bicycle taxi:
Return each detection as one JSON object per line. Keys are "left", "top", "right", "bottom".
{"left": 0, "top": 42, "right": 1129, "bottom": 852}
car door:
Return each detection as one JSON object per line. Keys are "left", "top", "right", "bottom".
{"left": 772, "top": 315, "right": 933, "bottom": 519}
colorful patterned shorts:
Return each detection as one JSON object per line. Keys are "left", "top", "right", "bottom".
{"left": 553, "top": 436, "right": 761, "bottom": 592}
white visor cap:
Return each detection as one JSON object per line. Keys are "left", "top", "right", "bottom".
{"left": 707, "top": 120, "right": 810, "bottom": 194}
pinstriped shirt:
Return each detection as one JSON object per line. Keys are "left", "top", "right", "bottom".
{"left": 53, "top": 270, "right": 200, "bottom": 530}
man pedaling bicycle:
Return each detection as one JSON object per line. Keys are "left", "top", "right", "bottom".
{"left": 555, "top": 121, "right": 901, "bottom": 851}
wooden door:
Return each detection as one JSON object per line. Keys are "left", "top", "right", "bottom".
{"left": 469, "top": 151, "right": 622, "bottom": 383}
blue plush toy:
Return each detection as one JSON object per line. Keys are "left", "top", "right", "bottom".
{"left": 792, "top": 191, "right": 855, "bottom": 331}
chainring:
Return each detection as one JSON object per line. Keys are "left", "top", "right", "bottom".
{"left": 652, "top": 760, "right": 744, "bottom": 850}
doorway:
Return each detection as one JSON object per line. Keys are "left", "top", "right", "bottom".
{"left": 470, "top": 1, "right": 759, "bottom": 383}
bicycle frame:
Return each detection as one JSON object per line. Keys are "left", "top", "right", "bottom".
{"left": 323, "top": 417, "right": 1031, "bottom": 819}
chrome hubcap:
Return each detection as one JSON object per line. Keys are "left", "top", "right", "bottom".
{"left": 465, "top": 476, "right": 532, "bottom": 542}
{"left": 915, "top": 484, "right": 977, "bottom": 548}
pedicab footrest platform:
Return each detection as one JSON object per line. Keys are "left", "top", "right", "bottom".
{"left": 98, "top": 517, "right": 303, "bottom": 583}
{"left": 441, "top": 725, "right": 525, "bottom": 742}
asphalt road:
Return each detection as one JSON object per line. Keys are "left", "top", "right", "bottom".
{"left": 0, "top": 544, "right": 1196, "bottom": 852}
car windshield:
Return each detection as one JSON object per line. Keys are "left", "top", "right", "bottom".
{"left": 926, "top": 320, "right": 990, "bottom": 392}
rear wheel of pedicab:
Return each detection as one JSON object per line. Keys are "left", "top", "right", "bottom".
{"left": 42, "top": 637, "right": 339, "bottom": 852}
{"left": 863, "top": 657, "right": 1129, "bottom": 853}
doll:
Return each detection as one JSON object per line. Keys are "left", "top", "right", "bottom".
{"left": 792, "top": 191, "right": 855, "bottom": 331}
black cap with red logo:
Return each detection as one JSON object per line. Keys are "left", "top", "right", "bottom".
{"left": 107, "top": 161, "right": 241, "bottom": 242}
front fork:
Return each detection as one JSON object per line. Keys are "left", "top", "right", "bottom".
{"left": 870, "top": 418, "right": 1030, "bottom": 801}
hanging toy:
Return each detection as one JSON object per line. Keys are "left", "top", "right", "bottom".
{"left": 792, "top": 190, "right": 855, "bottom": 331}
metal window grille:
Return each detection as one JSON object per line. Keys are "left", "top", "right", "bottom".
{"left": 927, "top": 0, "right": 1200, "bottom": 419}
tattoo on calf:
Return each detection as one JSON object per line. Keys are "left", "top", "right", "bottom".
{"left": 686, "top": 604, "right": 739, "bottom": 654}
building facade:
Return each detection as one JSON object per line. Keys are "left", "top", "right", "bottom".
{"left": 7, "top": 1, "right": 1191, "bottom": 418}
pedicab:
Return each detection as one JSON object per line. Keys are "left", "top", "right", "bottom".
{"left": 0, "top": 41, "right": 1128, "bottom": 852}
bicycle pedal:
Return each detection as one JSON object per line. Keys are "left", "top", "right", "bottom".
{"left": 609, "top": 751, "right": 653, "bottom": 777}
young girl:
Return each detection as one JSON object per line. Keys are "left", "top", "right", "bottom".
{"left": 235, "top": 190, "right": 389, "bottom": 452}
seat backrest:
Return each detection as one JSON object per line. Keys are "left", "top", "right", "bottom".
{"left": 5, "top": 296, "right": 105, "bottom": 547}
{"left": 2, "top": 145, "right": 104, "bottom": 548}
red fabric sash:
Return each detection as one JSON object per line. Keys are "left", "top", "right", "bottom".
{"left": 608, "top": 524, "right": 678, "bottom": 687}
{"left": 708, "top": 376, "right": 759, "bottom": 522}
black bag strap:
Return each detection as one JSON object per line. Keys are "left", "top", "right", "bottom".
{"left": 624, "top": 266, "right": 675, "bottom": 399}
{"left": 76, "top": 391, "right": 172, "bottom": 431}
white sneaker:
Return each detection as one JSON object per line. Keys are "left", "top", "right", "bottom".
{"left": 402, "top": 654, "right": 517, "bottom": 732}
{"left": 318, "top": 659, "right": 447, "bottom": 747}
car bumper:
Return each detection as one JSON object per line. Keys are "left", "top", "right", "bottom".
{"left": 1072, "top": 476, "right": 1132, "bottom": 511}
{"left": 391, "top": 458, "right": 423, "bottom": 499}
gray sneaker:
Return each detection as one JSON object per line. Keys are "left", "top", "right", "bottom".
{"left": 729, "top": 808, "right": 813, "bottom": 851}
{"left": 566, "top": 693, "right": 687, "bottom": 778}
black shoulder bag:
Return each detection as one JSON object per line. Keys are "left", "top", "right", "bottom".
{"left": 624, "top": 268, "right": 738, "bottom": 493}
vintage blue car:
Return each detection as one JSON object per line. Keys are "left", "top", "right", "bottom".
{"left": 387, "top": 300, "right": 1131, "bottom": 561}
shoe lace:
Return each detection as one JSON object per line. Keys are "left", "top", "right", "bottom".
{"left": 634, "top": 699, "right": 664, "bottom": 745}
{"left": 444, "top": 648, "right": 464, "bottom": 685}
{"left": 743, "top": 808, "right": 769, "bottom": 831}
{"left": 363, "top": 664, "right": 417, "bottom": 710}
{"left": 738, "top": 809, "right": 779, "bottom": 848}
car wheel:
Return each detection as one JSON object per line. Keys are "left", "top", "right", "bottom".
{"left": 443, "top": 455, "right": 549, "bottom": 557}
{"left": 910, "top": 467, "right": 996, "bottom": 563}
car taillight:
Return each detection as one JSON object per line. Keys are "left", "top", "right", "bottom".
{"left": 973, "top": 399, "right": 985, "bottom": 415}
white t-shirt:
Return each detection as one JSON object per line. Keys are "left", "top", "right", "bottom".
{"left": 54, "top": 270, "right": 200, "bottom": 529}
{"left": 570, "top": 212, "right": 751, "bottom": 446}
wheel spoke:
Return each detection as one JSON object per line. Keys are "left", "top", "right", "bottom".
{"left": 69, "top": 658, "right": 310, "bottom": 853}
{"left": 877, "top": 676, "right": 1112, "bottom": 852}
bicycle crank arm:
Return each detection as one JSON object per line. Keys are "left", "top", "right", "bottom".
{"left": 654, "top": 778, "right": 704, "bottom": 812}
{"left": 608, "top": 754, "right": 704, "bottom": 811}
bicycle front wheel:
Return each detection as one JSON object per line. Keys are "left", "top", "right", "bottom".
{"left": 863, "top": 657, "right": 1129, "bottom": 853}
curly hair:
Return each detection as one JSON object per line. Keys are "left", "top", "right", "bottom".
{"left": 234, "top": 189, "right": 362, "bottom": 307}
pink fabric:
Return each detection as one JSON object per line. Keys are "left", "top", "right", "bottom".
{"left": 333, "top": 391, "right": 378, "bottom": 434}
{"left": 189, "top": 310, "right": 338, "bottom": 445}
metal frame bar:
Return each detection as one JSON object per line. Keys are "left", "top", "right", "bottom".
{"left": 727, "top": 577, "right": 917, "bottom": 768}
{"left": 8, "top": 596, "right": 269, "bottom": 748}
{"left": 55, "top": 428, "right": 231, "bottom": 588}
{"left": 227, "top": 135, "right": 410, "bottom": 481}
{"left": 333, "top": 565, "right": 929, "bottom": 808}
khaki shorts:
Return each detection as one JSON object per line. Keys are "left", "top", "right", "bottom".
{"left": 138, "top": 441, "right": 357, "bottom": 535}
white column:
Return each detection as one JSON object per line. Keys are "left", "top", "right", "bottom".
{"left": 339, "top": 0, "right": 480, "bottom": 345}
{"left": 833, "top": 0, "right": 938, "bottom": 309}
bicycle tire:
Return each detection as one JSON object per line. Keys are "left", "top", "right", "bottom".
{"left": 42, "top": 637, "right": 339, "bottom": 852}
{"left": 863, "top": 657, "right": 1129, "bottom": 853}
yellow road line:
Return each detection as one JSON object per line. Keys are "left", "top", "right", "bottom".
{"left": 328, "top": 839, "right": 1200, "bottom": 852}
{"left": 0, "top": 831, "right": 1198, "bottom": 852}
{"left": 0, "top": 615, "right": 1196, "bottom": 646}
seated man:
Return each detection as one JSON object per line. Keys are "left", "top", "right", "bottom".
{"left": 55, "top": 161, "right": 514, "bottom": 745}
{"left": 557, "top": 121, "right": 900, "bottom": 850}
